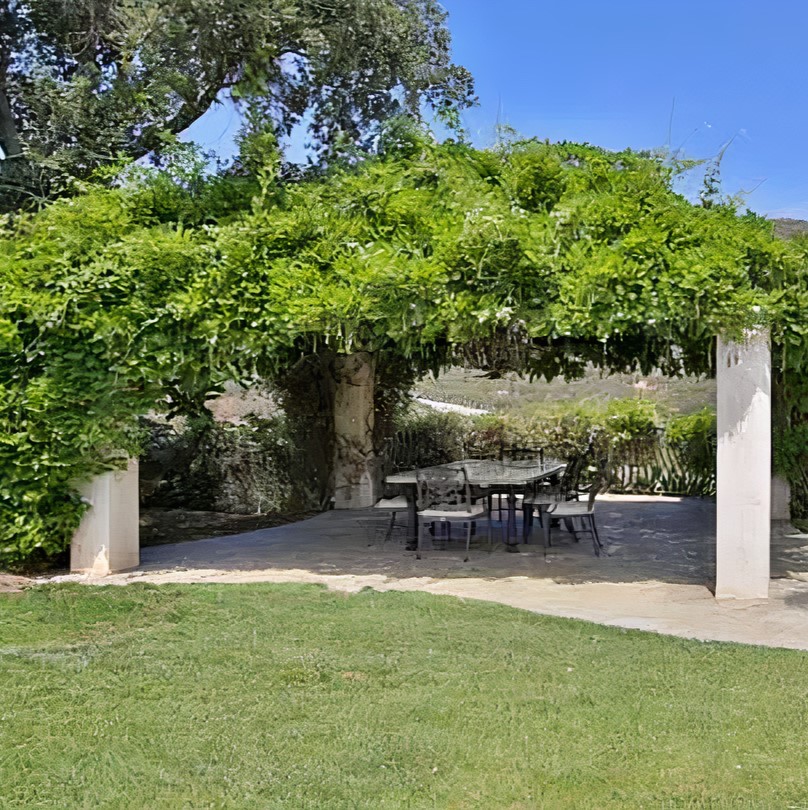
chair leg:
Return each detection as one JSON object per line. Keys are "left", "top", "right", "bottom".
{"left": 591, "top": 515, "right": 603, "bottom": 557}
{"left": 522, "top": 506, "right": 530, "bottom": 543}
{"left": 524, "top": 506, "right": 542, "bottom": 544}
{"left": 384, "top": 511, "right": 396, "bottom": 544}
{"left": 464, "top": 522, "right": 471, "bottom": 562}
{"left": 543, "top": 513, "right": 551, "bottom": 550}
{"left": 487, "top": 515, "right": 493, "bottom": 552}
{"left": 568, "top": 517, "right": 579, "bottom": 543}
{"left": 416, "top": 521, "right": 423, "bottom": 560}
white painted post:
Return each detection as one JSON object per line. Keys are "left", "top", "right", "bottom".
{"left": 715, "top": 330, "right": 771, "bottom": 600}
{"left": 70, "top": 459, "right": 140, "bottom": 575}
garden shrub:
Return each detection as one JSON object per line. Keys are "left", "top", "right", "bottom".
{"left": 393, "top": 398, "right": 721, "bottom": 497}
{"left": 652, "top": 407, "right": 718, "bottom": 496}
{"left": 665, "top": 408, "right": 717, "bottom": 470}
{"left": 774, "top": 420, "right": 808, "bottom": 521}
{"left": 142, "top": 414, "right": 316, "bottom": 515}
{"left": 506, "top": 398, "right": 660, "bottom": 464}
{"left": 394, "top": 398, "right": 663, "bottom": 484}
{"left": 391, "top": 410, "right": 468, "bottom": 470}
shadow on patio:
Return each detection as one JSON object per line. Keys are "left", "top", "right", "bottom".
{"left": 137, "top": 495, "right": 808, "bottom": 586}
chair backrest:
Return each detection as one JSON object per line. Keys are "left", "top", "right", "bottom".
{"left": 529, "top": 481, "right": 565, "bottom": 503}
{"left": 503, "top": 447, "right": 545, "bottom": 465}
{"left": 502, "top": 458, "right": 548, "bottom": 490}
{"left": 552, "top": 456, "right": 582, "bottom": 498}
{"left": 548, "top": 428, "right": 612, "bottom": 506}
{"left": 416, "top": 467, "right": 472, "bottom": 512}
{"left": 585, "top": 482, "right": 601, "bottom": 511}
{"left": 503, "top": 458, "right": 543, "bottom": 470}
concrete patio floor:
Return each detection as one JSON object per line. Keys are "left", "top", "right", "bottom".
{"left": 133, "top": 494, "right": 808, "bottom": 584}
{"left": 53, "top": 495, "right": 808, "bottom": 651}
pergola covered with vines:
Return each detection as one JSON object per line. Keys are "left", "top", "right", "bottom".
{"left": 2, "top": 129, "right": 807, "bottom": 598}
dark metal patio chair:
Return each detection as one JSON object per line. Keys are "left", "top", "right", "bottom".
{"left": 415, "top": 466, "right": 492, "bottom": 562}
{"left": 544, "top": 485, "right": 605, "bottom": 556}
{"left": 521, "top": 455, "right": 583, "bottom": 542}
{"left": 373, "top": 495, "right": 410, "bottom": 544}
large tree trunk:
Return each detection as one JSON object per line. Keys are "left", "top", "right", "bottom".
{"left": 0, "top": 90, "right": 22, "bottom": 160}
{"left": 277, "top": 352, "right": 336, "bottom": 511}
{"left": 333, "top": 351, "right": 382, "bottom": 509}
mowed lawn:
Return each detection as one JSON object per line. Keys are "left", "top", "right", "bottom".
{"left": 2, "top": 584, "right": 808, "bottom": 808}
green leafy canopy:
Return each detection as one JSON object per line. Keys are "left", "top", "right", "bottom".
{"left": 2, "top": 132, "right": 808, "bottom": 564}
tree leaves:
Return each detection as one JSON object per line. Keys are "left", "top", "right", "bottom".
{"left": 1, "top": 0, "right": 475, "bottom": 210}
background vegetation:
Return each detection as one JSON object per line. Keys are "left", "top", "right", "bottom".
{"left": 390, "top": 399, "right": 717, "bottom": 496}
{"left": 413, "top": 364, "right": 716, "bottom": 414}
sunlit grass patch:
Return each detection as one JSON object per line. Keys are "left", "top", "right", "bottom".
{"left": 1, "top": 583, "right": 807, "bottom": 808}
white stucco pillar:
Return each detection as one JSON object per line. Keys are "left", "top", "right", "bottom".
{"left": 715, "top": 331, "right": 771, "bottom": 600}
{"left": 70, "top": 459, "right": 140, "bottom": 575}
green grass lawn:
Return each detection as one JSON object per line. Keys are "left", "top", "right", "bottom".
{"left": 2, "top": 584, "right": 807, "bottom": 809}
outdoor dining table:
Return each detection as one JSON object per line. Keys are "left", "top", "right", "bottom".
{"left": 385, "top": 458, "right": 567, "bottom": 544}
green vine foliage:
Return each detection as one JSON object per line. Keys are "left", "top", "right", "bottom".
{"left": 0, "top": 157, "right": 227, "bottom": 564}
{"left": 3, "top": 128, "right": 808, "bottom": 565}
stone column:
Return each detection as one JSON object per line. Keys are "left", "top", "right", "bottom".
{"left": 70, "top": 459, "right": 140, "bottom": 575}
{"left": 715, "top": 331, "right": 771, "bottom": 600}
{"left": 333, "top": 352, "right": 381, "bottom": 509}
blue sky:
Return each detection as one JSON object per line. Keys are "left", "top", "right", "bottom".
{"left": 187, "top": 0, "right": 808, "bottom": 219}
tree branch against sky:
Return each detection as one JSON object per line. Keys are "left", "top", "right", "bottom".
{"left": 0, "top": 0, "right": 475, "bottom": 210}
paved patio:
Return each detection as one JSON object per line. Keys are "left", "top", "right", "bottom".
{"left": 51, "top": 495, "right": 808, "bottom": 651}
{"left": 137, "top": 495, "right": 808, "bottom": 586}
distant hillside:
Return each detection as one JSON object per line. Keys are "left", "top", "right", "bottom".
{"left": 772, "top": 218, "right": 808, "bottom": 240}
{"left": 413, "top": 366, "right": 716, "bottom": 416}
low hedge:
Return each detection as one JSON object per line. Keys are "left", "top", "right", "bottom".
{"left": 392, "top": 399, "right": 717, "bottom": 496}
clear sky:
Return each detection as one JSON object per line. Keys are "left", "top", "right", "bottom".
{"left": 186, "top": 0, "right": 808, "bottom": 219}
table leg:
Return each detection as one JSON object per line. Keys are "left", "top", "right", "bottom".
{"left": 508, "top": 494, "right": 517, "bottom": 541}
{"left": 406, "top": 488, "right": 418, "bottom": 549}
{"left": 505, "top": 489, "right": 520, "bottom": 552}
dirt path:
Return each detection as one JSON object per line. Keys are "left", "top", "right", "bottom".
{"left": 0, "top": 575, "right": 30, "bottom": 593}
